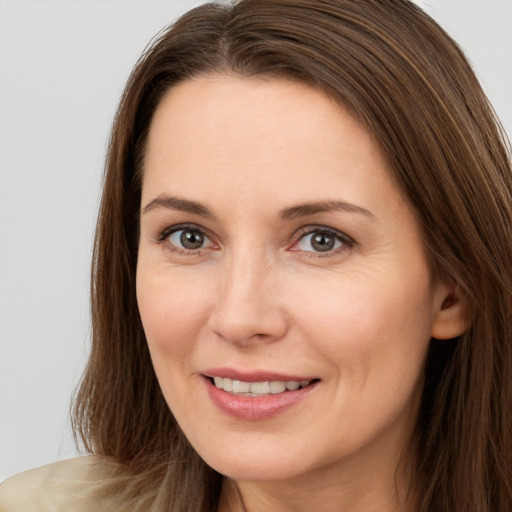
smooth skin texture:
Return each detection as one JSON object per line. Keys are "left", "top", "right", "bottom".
{"left": 136, "top": 75, "right": 466, "bottom": 512}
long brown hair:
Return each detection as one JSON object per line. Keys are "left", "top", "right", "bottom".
{"left": 72, "top": 1, "right": 512, "bottom": 510}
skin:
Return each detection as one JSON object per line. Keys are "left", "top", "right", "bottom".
{"left": 136, "top": 75, "right": 464, "bottom": 512}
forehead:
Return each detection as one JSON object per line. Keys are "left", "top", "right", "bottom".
{"left": 141, "top": 74, "right": 407, "bottom": 221}
{"left": 147, "top": 75, "right": 369, "bottom": 150}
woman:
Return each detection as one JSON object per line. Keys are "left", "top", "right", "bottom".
{"left": 1, "top": 0, "right": 511, "bottom": 511}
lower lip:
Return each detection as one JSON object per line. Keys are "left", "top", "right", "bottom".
{"left": 203, "top": 377, "right": 318, "bottom": 421}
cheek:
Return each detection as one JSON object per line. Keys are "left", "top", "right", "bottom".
{"left": 290, "top": 270, "right": 434, "bottom": 382}
{"left": 136, "top": 267, "right": 212, "bottom": 362}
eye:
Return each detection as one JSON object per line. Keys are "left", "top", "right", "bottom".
{"left": 292, "top": 227, "right": 353, "bottom": 254}
{"left": 165, "top": 226, "right": 214, "bottom": 251}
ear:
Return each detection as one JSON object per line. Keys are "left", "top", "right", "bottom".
{"left": 431, "top": 283, "right": 468, "bottom": 340}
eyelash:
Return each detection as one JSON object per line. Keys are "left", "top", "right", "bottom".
{"left": 157, "top": 223, "right": 215, "bottom": 256}
{"left": 157, "top": 224, "right": 355, "bottom": 258}
{"left": 289, "top": 226, "right": 355, "bottom": 257}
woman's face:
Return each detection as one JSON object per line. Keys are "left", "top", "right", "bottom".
{"left": 137, "top": 75, "right": 452, "bottom": 485}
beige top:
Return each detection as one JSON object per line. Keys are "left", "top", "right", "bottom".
{"left": 0, "top": 456, "right": 106, "bottom": 512}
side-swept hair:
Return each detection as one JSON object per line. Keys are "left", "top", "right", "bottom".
{"left": 73, "top": 1, "right": 512, "bottom": 510}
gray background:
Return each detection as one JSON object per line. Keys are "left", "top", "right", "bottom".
{"left": 1, "top": 0, "right": 511, "bottom": 481}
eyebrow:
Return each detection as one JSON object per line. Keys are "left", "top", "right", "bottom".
{"left": 279, "top": 200, "right": 375, "bottom": 220}
{"left": 141, "top": 194, "right": 375, "bottom": 221}
{"left": 141, "top": 194, "right": 215, "bottom": 218}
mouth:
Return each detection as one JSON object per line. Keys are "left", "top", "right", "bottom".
{"left": 202, "top": 372, "right": 320, "bottom": 420}
{"left": 208, "top": 376, "right": 317, "bottom": 397}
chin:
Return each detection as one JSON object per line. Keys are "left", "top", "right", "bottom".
{"left": 206, "top": 456, "right": 308, "bottom": 482}
{"left": 189, "top": 435, "right": 317, "bottom": 482}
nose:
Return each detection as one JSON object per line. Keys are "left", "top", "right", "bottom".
{"left": 207, "top": 251, "right": 288, "bottom": 347}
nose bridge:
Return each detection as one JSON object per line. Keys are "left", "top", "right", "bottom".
{"left": 209, "top": 244, "right": 286, "bottom": 345}
{"left": 226, "top": 246, "right": 266, "bottom": 295}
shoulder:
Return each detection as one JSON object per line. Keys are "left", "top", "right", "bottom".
{"left": 0, "top": 456, "right": 107, "bottom": 512}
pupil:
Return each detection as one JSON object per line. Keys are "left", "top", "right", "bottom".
{"left": 312, "top": 232, "right": 334, "bottom": 252}
{"left": 180, "top": 230, "right": 204, "bottom": 249}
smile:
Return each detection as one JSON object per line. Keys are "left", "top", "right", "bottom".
{"left": 203, "top": 372, "right": 320, "bottom": 421}
{"left": 213, "top": 377, "right": 312, "bottom": 396}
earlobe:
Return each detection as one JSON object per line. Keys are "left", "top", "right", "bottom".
{"left": 431, "top": 286, "right": 469, "bottom": 340}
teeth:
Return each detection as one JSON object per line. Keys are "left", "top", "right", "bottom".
{"left": 270, "top": 381, "right": 286, "bottom": 394}
{"left": 250, "top": 381, "right": 270, "bottom": 394}
{"left": 212, "top": 377, "right": 311, "bottom": 396}
{"left": 232, "top": 380, "right": 250, "bottom": 393}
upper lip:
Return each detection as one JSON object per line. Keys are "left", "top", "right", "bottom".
{"left": 202, "top": 368, "right": 317, "bottom": 382}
